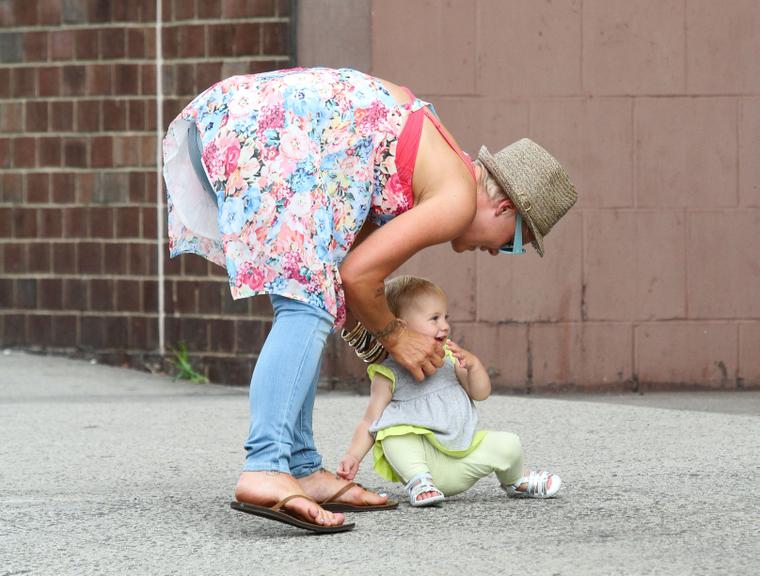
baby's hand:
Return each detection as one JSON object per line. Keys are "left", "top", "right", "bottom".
{"left": 446, "top": 339, "right": 478, "bottom": 371}
{"left": 337, "top": 454, "right": 360, "bottom": 480}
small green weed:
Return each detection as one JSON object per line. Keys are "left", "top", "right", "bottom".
{"left": 168, "top": 342, "right": 208, "bottom": 383}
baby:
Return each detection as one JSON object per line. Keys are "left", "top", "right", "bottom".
{"left": 337, "top": 275, "right": 561, "bottom": 506}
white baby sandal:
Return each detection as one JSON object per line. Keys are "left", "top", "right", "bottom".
{"left": 502, "top": 470, "right": 562, "bottom": 499}
{"left": 405, "top": 472, "right": 445, "bottom": 507}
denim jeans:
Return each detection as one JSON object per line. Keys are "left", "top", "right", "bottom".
{"left": 243, "top": 294, "right": 334, "bottom": 477}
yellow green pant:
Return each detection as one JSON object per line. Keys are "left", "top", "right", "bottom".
{"left": 381, "top": 431, "right": 524, "bottom": 496}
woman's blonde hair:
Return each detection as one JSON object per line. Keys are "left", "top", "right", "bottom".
{"left": 474, "top": 159, "right": 507, "bottom": 201}
{"left": 385, "top": 275, "right": 446, "bottom": 318}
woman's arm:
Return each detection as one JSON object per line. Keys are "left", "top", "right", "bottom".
{"left": 340, "top": 188, "right": 475, "bottom": 380}
{"left": 337, "top": 374, "right": 394, "bottom": 480}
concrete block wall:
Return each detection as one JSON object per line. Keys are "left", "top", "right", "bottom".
{"left": 0, "top": 0, "right": 292, "bottom": 384}
{"left": 307, "top": 0, "right": 760, "bottom": 392}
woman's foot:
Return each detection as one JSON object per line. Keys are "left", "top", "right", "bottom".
{"left": 234, "top": 471, "right": 345, "bottom": 527}
{"left": 502, "top": 470, "right": 562, "bottom": 498}
{"left": 298, "top": 468, "right": 390, "bottom": 507}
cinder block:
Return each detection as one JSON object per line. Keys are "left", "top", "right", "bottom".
{"left": 584, "top": 209, "right": 686, "bottom": 321}
{"left": 451, "top": 321, "right": 529, "bottom": 390}
{"left": 635, "top": 322, "right": 737, "bottom": 388}
{"left": 687, "top": 211, "right": 760, "bottom": 319}
{"left": 739, "top": 323, "right": 760, "bottom": 388}
{"left": 636, "top": 98, "right": 737, "bottom": 208}
{"left": 426, "top": 97, "right": 529, "bottom": 158}
{"left": 531, "top": 97, "right": 633, "bottom": 209}
{"left": 739, "top": 98, "right": 760, "bottom": 207}
{"left": 530, "top": 322, "right": 633, "bottom": 391}
{"left": 583, "top": 0, "right": 684, "bottom": 94}
{"left": 687, "top": 0, "right": 760, "bottom": 94}
{"left": 372, "top": 0, "right": 475, "bottom": 95}
{"left": 477, "top": 0, "right": 581, "bottom": 97}
{"left": 478, "top": 210, "right": 582, "bottom": 322}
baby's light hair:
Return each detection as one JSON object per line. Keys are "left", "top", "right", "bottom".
{"left": 385, "top": 275, "right": 446, "bottom": 318}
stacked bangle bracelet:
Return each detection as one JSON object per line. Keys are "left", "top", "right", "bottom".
{"left": 340, "top": 321, "right": 388, "bottom": 363}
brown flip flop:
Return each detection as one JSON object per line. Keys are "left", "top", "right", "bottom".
{"left": 230, "top": 494, "right": 355, "bottom": 534}
{"left": 319, "top": 481, "right": 399, "bottom": 513}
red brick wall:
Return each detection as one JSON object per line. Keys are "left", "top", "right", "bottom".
{"left": 0, "top": 0, "right": 292, "bottom": 385}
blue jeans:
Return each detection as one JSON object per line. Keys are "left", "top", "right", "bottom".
{"left": 243, "top": 294, "right": 334, "bottom": 477}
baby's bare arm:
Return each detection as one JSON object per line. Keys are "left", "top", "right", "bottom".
{"left": 344, "top": 374, "right": 393, "bottom": 463}
{"left": 448, "top": 340, "right": 492, "bottom": 401}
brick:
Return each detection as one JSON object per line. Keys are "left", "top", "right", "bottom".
{"left": 62, "top": 65, "right": 87, "bottom": 96}
{"left": 86, "top": 64, "right": 112, "bottom": 95}
{"left": 51, "top": 173, "right": 76, "bottom": 203}
{"left": 128, "top": 243, "right": 152, "bottom": 275}
{"left": 52, "top": 243, "right": 76, "bottom": 274}
{"left": 127, "top": 101, "right": 145, "bottom": 131}
{"left": 1, "top": 102, "right": 24, "bottom": 132}
{"left": 52, "top": 315, "right": 78, "bottom": 348}
{"left": 476, "top": 0, "right": 579, "bottom": 97}
{"left": 116, "top": 279, "right": 142, "bottom": 312}
{"left": 142, "top": 280, "right": 158, "bottom": 312}
{"left": 584, "top": 210, "right": 686, "bottom": 321}
{"left": 172, "top": 0, "right": 196, "bottom": 20}
{"left": 0, "top": 278, "right": 12, "bottom": 308}
{"left": 88, "top": 0, "right": 112, "bottom": 23}
{"left": 75, "top": 29, "right": 99, "bottom": 59}
{"left": 530, "top": 322, "right": 633, "bottom": 391}
{"left": 90, "top": 136, "right": 113, "bottom": 167}
{"left": 62, "top": 207, "right": 87, "bottom": 237}
{"left": 196, "top": 62, "right": 222, "bottom": 93}
{"left": 16, "top": 278, "right": 37, "bottom": 309}
{"left": 38, "top": 137, "right": 61, "bottom": 167}
{"left": 12, "top": 67, "right": 35, "bottom": 98}
{"left": 275, "top": 0, "right": 289, "bottom": 16}
{"left": 13, "top": 137, "right": 36, "bottom": 168}
{"left": 63, "top": 278, "right": 87, "bottom": 310}
{"left": 636, "top": 322, "right": 737, "bottom": 388}
{"left": 687, "top": 211, "right": 760, "bottom": 319}
{"left": 77, "top": 173, "right": 95, "bottom": 204}
{"left": 93, "top": 172, "right": 129, "bottom": 203}
{"left": 198, "top": 281, "right": 223, "bottom": 314}
{"left": 116, "top": 207, "right": 141, "bottom": 238}
{"left": 174, "top": 63, "right": 197, "bottom": 96}
{"left": 687, "top": 0, "right": 760, "bottom": 94}
{"left": 37, "top": 67, "right": 62, "bottom": 98}
{"left": 127, "top": 29, "right": 146, "bottom": 59}
{"left": 179, "top": 318, "right": 209, "bottom": 352}
{"left": 222, "top": 0, "right": 275, "bottom": 18}
{"left": 114, "top": 64, "right": 140, "bottom": 95}
{"left": 113, "top": 136, "right": 140, "bottom": 167}
{"left": 0, "top": 173, "right": 23, "bottom": 203}
{"left": 99, "top": 28, "right": 126, "bottom": 60}
{"left": 209, "top": 319, "right": 236, "bottom": 353}
{"left": 103, "top": 317, "right": 128, "bottom": 349}
{"left": 39, "top": 278, "right": 63, "bottom": 310}
{"left": 235, "top": 319, "right": 267, "bottom": 354}
{"left": 175, "top": 280, "right": 199, "bottom": 313}
{"left": 0, "top": 207, "right": 12, "bottom": 235}
{"left": 26, "top": 173, "right": 50, "bottom": 203}
{"left": 50, "top": 101, "right": 74, "bottom": 132}
{"left": 63, "top": 138, "right": 87, "bottom": 168}
{"left": 261, "top": 22, "right": 288, "bottom": 55}
{"left": 104, "top": 243, "right": 128, "bottom": 275}
{"left": 79, "top": 97, "right": 105, "bottom": 130}
{"left": 739, "top": 323, "right": 760, "bottom": 387}
{"left": 531, "top": 97, "right": 633, "bottom": 209}
{"left": 739, "top": 98, "right": 760, "bottom": 208}
{"left": 89, "top": 279, "right": 114, "bottom": 311}
{"left": 141, "top": 64, "right": 156, "bottom": 95}
{"left": 27, "top": 243, "right": 50, "bottom": 273}
{"left": 38, "top": 0, "right": 62, "bottom": 24}
{"left": 88, "top": 207, "right": 113, "bottom": 239}
{"left": 207, "top": 24, "right": 240, "bottom": 58}
{"left": 62, "top": 0, "right": 88, "bottom": 24}
{"left": 102, "top": 100, "right": 127, "bottom": 131}
{"left": 199, "top": 0, "right": 222, "bottom": 19}
{"left": 4, "top": 244, "right": 25, "bottom": 273}
{"left": 26, "top": 101, "right": 49, "bottom": 133}
{"left": 3, "top": 314, "right": 28, "bottom": 347}
{"left": 0, "top": 32, "right": 23, "bottom": 63}
{"left": 0, "top": 69, "right": 9, "bottom": 99}
{"left": 583, "top": 0, "right": 684, "bottom": 94}
{"left": 23, "top": 31, "right": 48, "bottom": 62}
{"left": 128, "top": 316, "right": 149, "bottom": 349}
{"left": 80, "top": 316, "right": 104, "bottom": 348}
{"left": 50, "top": 30, "right": 75, "bottom": 61}
{"left": 14, "top": 208, "right": 38, "bottom": 238}
{"left": 0, "top": 137, "right": 9, "bottom": 169}
{"left": 638, "top": 97, "right": 738, "bottom": 208}
{"left": 41, "top": 209, "right": 62, "bottom": 238}
{"left": 177, "top": 24, "right": 205, "bottom": 58}
{"left": 29, "top": 315, "right": 53, "bottom": 347}
{"left": 77, "top": 241, "right": 103, "bottom": 274}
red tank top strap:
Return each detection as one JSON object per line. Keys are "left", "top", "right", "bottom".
{"left": 422, "top": 108, "right": 476, "bottom": 182}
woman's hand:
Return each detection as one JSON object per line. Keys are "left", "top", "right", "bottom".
{"left": 384, "top": 323, "right": 445, "bottom": 382}
{"left": 337, "top": 454, "right": 360, "bottom": 481}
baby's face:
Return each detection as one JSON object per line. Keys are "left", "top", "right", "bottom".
{"left": 400, "top": 293, "right": 450, "bottom": 342}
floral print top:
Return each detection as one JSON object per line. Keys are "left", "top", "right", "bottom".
{"left": 163, "top": 68, "right": 429, "bottom": 327}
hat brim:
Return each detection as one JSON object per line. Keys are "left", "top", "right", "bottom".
{"left": 478, "top": 146, "right": 545, "bottom": 257}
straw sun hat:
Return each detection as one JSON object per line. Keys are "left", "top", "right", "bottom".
{"left": 478, "top": 138, "right": 577, "bottom": 257}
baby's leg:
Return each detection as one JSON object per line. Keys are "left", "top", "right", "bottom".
{"left": 381, "top": 434, "right": 443, "bottom": 504}
{"left": 427, "top": 431, "right": 524, "bottom": 497}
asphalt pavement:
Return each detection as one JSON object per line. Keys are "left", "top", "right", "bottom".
{"left": 1, "top": 350, "right": 758, "bottom": 576}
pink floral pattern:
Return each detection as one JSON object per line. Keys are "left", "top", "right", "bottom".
{"left": 164, "top": 68, "right": 424, "bottom": 327}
